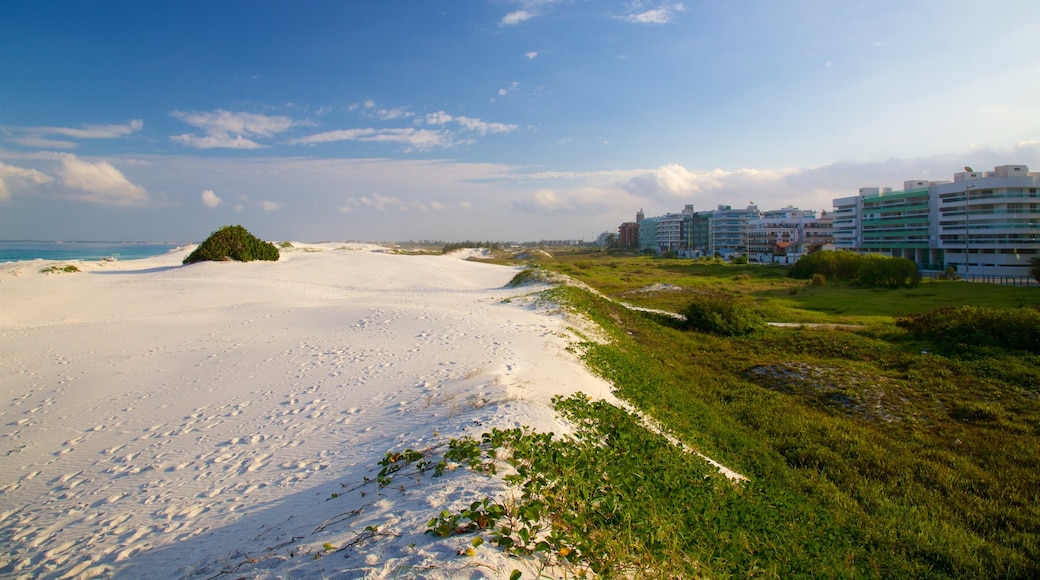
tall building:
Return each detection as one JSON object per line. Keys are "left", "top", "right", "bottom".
{"left": 618, "top": 220, "right": 640, "bottom": 249}
{"left": 638, "top": 205, "right": 694, "bottom": 254}
{"left": 701, "top": 204, "right": 760, "bottom": 257}
{"left": 832, "top": 165, "right": 1040, "bottom": 276}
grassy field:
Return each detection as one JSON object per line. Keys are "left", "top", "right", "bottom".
{"left": 434, "top": 248, "right": 1040, "bottom": 578}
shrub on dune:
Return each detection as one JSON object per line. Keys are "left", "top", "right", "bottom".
{"left": 183, "top": 225, "right": 280, "bottom": 264}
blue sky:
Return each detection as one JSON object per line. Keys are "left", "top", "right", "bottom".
{"left": 1, "top": 0, "right": 1037, "bottom": 242}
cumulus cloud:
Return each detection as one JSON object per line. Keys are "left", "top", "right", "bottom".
{"left": 0, "top": 160, "right": 53, "bottom": 202}
{"left": 525, "top": 51, "right": 539, "bottom": 60}
{"left": 260, "top": 200, "right": 282, "bottom": 212}
{"left": 56, "top": 153, "right": 148, "bottom": 205}
{"left": 201, "top": 189, "right": 224, "bottom": 208}
{"left": 617, "top": 2, "right": 686, "bottom": 24}
{"left": 170, "top": 110, "right": 294, "bottom": 149}
{"left": 620, "top": 163, "right": 702, "bottom": 198}
{"left": 510, "top": 187, "right": 617, "bottom": 215}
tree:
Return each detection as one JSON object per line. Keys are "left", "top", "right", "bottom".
{"left": 1030, "top": 257, "right": 1040, "bottom": 284}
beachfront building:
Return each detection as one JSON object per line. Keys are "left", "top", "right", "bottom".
{"left": 747, "top": 207, "right": 834, "bottom": 263}
{"left": 832, "top": 164, "right": 1040, "bottom": 277}
{"left": 639, "top": 205, "right": 695, "bottom": 254}
{"left": 697, "top": 204, "right": 761, "bottom": 258}
{"left": 618, "top": 221, "right": 639, "bottom": 249}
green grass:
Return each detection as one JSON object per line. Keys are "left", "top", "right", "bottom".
{"left": 409, "top": 249, "right": 1040, "bottom": 577}
{"left": 518, "top": 248, "right": 1040, "bottom": 324}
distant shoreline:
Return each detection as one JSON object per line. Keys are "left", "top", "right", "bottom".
{"left": 0, "top": 240, "right": 188, "bottom": 263}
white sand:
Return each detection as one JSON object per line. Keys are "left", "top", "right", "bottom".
{"left": 0, "top": 244, "right": 620, "bottom": 579}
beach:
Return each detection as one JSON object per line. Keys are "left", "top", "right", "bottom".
{"left": 0, "top": 244, "right": 617, "bottom": 579}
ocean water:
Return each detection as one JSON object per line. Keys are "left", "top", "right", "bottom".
{"left": 0, "top": 241, "right": 185, "bottom": 263}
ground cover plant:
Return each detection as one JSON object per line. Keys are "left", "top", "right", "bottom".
{"left": 40, "top": 264, "right": 80, "bottom": 273}
{"left": 428, "top": 248, "right": 1040, "bottom": 577}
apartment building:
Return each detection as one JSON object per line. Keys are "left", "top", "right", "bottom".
{"left": 747, "top": 207, "right": 834, "bottom": 263}
{"left": 833, "top": 165, "right": 1040, "bottom": 276}
{"left": 639, "top": 205, "right": 694, "bottom": 254}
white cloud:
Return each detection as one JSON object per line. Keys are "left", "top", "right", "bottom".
{"left": 292, "top": 111, "right": 516, "bottom": 151}
{"left": 0, "top": 160, "right": 53, "bottom": 202}
{"left": 291, "top": 127, "right": 452, "bottom": 150}
{"left": 455, "top": 116, "right": 519, "bottom": 136}
{"left": 423, "top": 111, "right": 518, "bottom": 136}
{"left": 617, "top": 2, "right": 685, "bottom": 24}
{"left": 525, "top": 51, "right": 539, "bottom": 60}
{"left": 201, "top": 189, "right": 224, "bottom": 208}
{"left": 348, "top": 100, "right": 413, "bottom": 121}
{"left": 12, "top": 136, "right": 79, "bottom": 149}
{"left": 56, "top": 153, "right": 148, "bottom": 205}
{"left": 4, "top": 120, "right": 144, "bottom": 150}
{"left": 170, "top": 110, "right": 294, "bottom": 149}
{"left": 498, "top": 81, "right": 520, "bottom": 96}
{"left": 424, "top": 112, "right": 455, "bottom": 126}
{"left": 510, "top": 187, "right": 618, "bottom": 216}
{"left": 340, "top": 192, "right": 452, "bottom": 213}
{"left": 502, "top": 10, "right": 533, "bottom": 25}
{"left": 260, "top": 200, "right": 281, "bottom": 212}
{"left": 171, "top": 134, "right": 265, "bottom": 149}
{"left": 42, "top": 119, "right": 144, "bottom": 139}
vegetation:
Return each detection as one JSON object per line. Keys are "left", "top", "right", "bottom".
{"left": 681, "top": 291, "right": 765, "bottom": 336}
{"left": 182, "top": 225, "right": 280, "bottom": 264}
{"left": 897, "top": 305, "right": 1040, "bottom": 354}
{"left": 442, "top": 241, "right": 502, "bottom": 254}
{"left": 1030, "top": 256, "right": 1040, "bottom": 283}
{"left": 788, "top": 251, "right": 921, "bottom": 288}
{"left": 415, "top": 248, "right": 1040, "bottom": 578}
{"left": 40, "top": 264, "right": 80, "bottom": 273}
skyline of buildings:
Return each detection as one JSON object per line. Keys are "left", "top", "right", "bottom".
{"left": 617, "top": 164, "right": 1040, "bottom": 277}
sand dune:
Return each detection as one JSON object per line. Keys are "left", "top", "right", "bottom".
{"left": 0, "top": 244, "right": 617, "bottom": 579}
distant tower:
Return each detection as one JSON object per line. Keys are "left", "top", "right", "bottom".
{"left": 636, "top": 208, "right": 644, "bottom": 223}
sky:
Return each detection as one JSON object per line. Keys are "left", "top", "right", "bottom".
{"left": 1, "top": 1, "right": 1038, "bottom": 243}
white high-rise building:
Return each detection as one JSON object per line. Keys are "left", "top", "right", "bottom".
{"left": 832, "top": 165, "right": 1040, "bottom": 277}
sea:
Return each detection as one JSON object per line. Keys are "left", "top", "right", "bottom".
{"left": 0, "top": 241, "right": 186, "bottom": 263}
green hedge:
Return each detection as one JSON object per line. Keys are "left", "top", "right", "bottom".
{"left": 183, "top": 225, "right": 280, "bottom": 264}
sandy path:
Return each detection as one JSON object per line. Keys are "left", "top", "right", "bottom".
{"left": 0, "top": 245, "right": 616, "bottom": 579}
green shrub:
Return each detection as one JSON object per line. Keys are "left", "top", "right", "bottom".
{"left": 810, "top": 274, "right": 826, "bottom": 287}
{"left": 788, "top": 250, "right": 864, "bottom": 281}
{"left": 896, "top": 305, "right": 1040, "bottom": 353}
{"left": 789, "top": 252, "right": 920, "bottom": 288}
{"left": 681, "top": 292, "right": 764, "bottom": 336}
{"left": 1030, "top": 257, "right": 1040, "bottom": 284}
{"left": 183, "top": 225, "right": 280, "bottom": 264}
{"left": 855, "top": 256, "right": 921, "bottom": 288}
{"left": 442, "top": 241, "right": 501, "bottom": 253}
{"left": 733, "top": 254, "right": 748, "bottom": 264}
{"left": 41, "top": 264, "right": 80, "bottom": 273}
